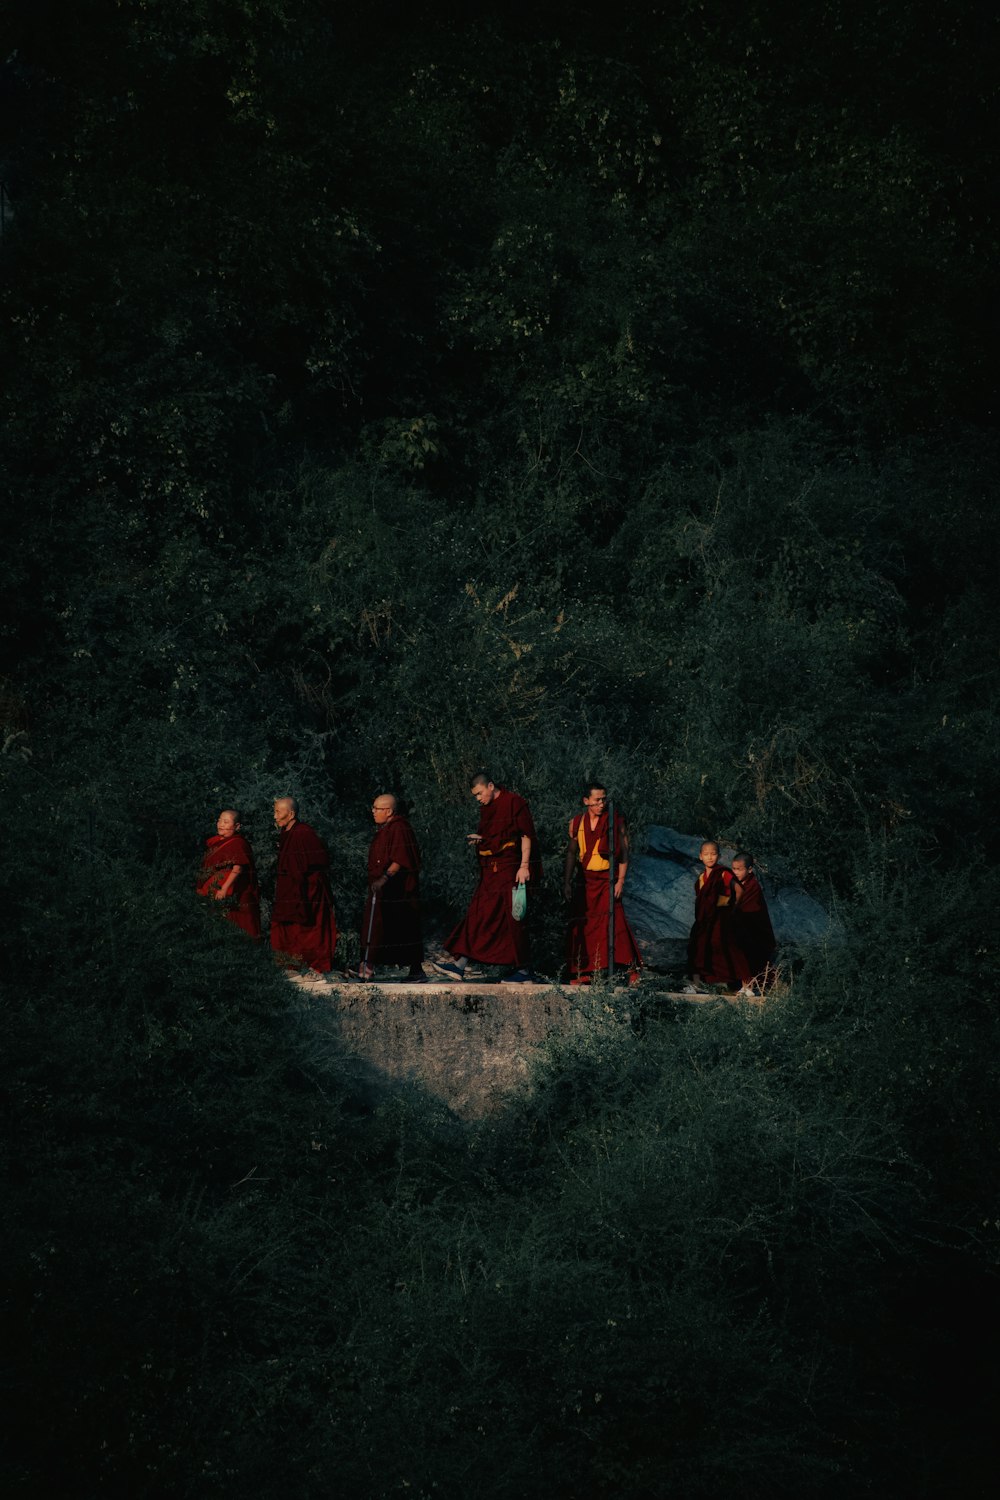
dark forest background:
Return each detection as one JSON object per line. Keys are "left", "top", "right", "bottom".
{"left": 2, "top": 1, "right": 999, "bottom": 1495}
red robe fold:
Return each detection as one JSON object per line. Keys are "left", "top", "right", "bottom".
{"left": 687, "top": 864, "right": 750, "bottom": 989}
{"left": 732, "top": 872, "right": 777, "bottom": 987}
{"left": 270, "top": 820, "right": 337, "bottom": 972}
{"left": 361, "top": 815, "right": 423, "bottom": 969}
{"left": 197, "top": 833, "right": 261, "bottom": 939}
{"left": 565, "top": 810, "right": 642, "bottom": 979}
{"left": 446, "top": 788, "right": 541, "bottom": 967}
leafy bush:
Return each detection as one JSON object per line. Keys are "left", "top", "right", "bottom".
{"left": 3, "top": 3, "right": 999, "bottom": 1494}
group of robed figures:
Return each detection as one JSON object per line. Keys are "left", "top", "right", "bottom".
{"left": 197, "top": 797, "right": 339, "bottom": 977}
{"left": 686, "top": 841, "right": 777, "bottom": 996}
{"left": 197, "top": 777, "right": 775, "bottom": 992}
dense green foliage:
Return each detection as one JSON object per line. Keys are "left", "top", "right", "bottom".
{"left": 2, "top": 2, "right": 998, "bottom": 1495}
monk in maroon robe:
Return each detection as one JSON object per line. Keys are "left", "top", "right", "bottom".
{"left": 563, "top": 784, "right": 642, "bottom": 984}
{"left": 731, "top": 853, "right": 777, "bottom": 992}
{"left": 351, "top": 794, "right": 426, "bottom": 981}
{"left": 270, "top": 797, "right": 337, "bottom": 977}
{"left": 197, "top": 809, "right": 261, "bottom": 938}
{"left": 686, "top": 840, "right": 750, "bottom": 991}
{"left": 436, "top": 773, "right": 541, "bottom": 983}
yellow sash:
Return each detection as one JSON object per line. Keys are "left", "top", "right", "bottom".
{"left": 578, "top": 818, "right": 610, "bottom": 872}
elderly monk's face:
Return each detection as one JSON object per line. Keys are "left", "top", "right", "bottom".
{"left": 274, "top": 801, "right": 296, "bottom": 829}
{"left": 216, "top": 811, "right": 238, "bottom": 838}
{"left": 372, "top": 798, "right": 395, "bottom": 825}
{"left": 471, "top": 781, "right": 496, "bottom": 806}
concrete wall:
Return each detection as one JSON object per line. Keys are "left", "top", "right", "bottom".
{"left": 325, "top": 983, "right": 590, "bottom": 1120}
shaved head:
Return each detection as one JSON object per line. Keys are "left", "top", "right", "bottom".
{"left": 470, "top": 771, "right": 491, "bottom": 790}
{"left": 273, "top": 796, "right": 299, "bottom": 830}
{"left": 216, "top": 808, "right": 241, "bottom": 838}
{"left": 372, "top": 793, "right": 398, "bottom": 824}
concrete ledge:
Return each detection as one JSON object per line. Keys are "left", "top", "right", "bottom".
{"left": 324, "top": 982, "right": 589, "bottom": 1119}
{"left": 285, "top": 976, "right": 750, "bottom": 1118}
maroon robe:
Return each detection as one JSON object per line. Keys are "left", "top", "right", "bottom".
{"left": 446, "top": 788, "right": 541, "bottom": 967}
{"left": 687, "top": 864, "right": 750, "bottom": 989}
{"left": 197, "top": 832, "right": 261, "bottom": 939}
{"left": 732, "top": 872, "right": 777, "bottom": 987}
{"left": 361, "top": 815, "right": 423, "bottom": 970}
{"left": 565, "top": 809, "right": 642, "bottom": 979}
{"left": 270, "top": 820, "right": 337, "bottom": 972}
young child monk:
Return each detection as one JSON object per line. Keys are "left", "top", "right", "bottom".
{"left": 731, "top": 851, "right": 777, "bottom": 993}
{"left": 685, "top": 840, "right": 748, "bottom": 992}
{"left": 197, "top": 809, "right": 261, "bottom": 938}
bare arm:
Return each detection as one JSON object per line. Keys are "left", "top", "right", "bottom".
{"left": 563, "top": 823, "right": 577, "bottom": 901}
{"left": 215, "top": 864, "right": 242, "bottom": 900}
{"left": 614, "top": 829, "right": 629, "bottom": 900}
{"left": 517, "top": 833, "right": 531, "bottom": 884}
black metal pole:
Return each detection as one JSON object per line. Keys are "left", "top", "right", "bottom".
{"left": 362, "top": 886, "right": 378, "bottom": 974}
{"left": 607, "top": 799, "right": 616, "bottom": 984}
